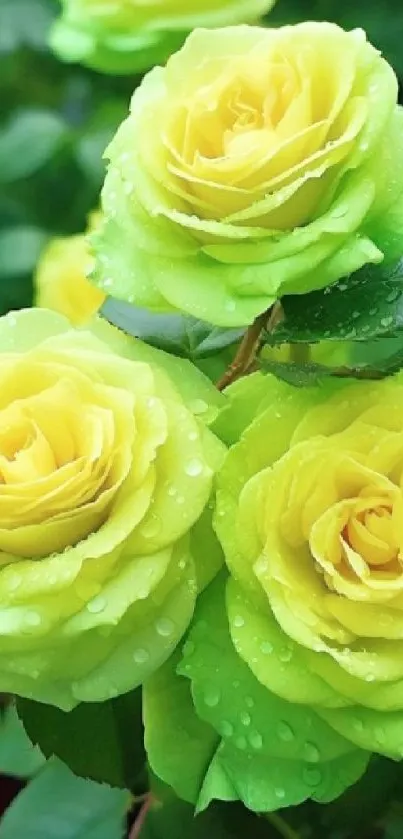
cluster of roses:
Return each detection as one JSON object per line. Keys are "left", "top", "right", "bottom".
{"left": 8, "top": 0, "right": 403, "bottom": 814}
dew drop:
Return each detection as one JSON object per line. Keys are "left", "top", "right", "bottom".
{"left": 183, "top": 640, "right": 195, "bottom": 657}
{"left": 277, "top": 721, "right": 294, "bottom": 742}
{"left": 190, "top": 399, "right": 208, "bottom": 415}
{"left": 156, "top": 617, "right": 175, "bottom": 637}
{"left": 25, "top": 611, "right": 41, "bottom": 627}
{"left": 176, "top": 495, "right": 185, "bottom": 505}
{"left": 232, "top": 680, "right": 241, "bottom": 689}
{"left": 278, "top": 645, "right": 293, "bottom": 662}
{"left": 365, "top": 673, "right": 375, "bottom": 683}
{"left": 245, "top": 696, "right": 254, "bottom": 709}
{"left": 133, "top": 648, "right": 149, "bottom": 664}
{"left": 249, "top": 730, "right": 263, "bottom": 750}
{"left": 233, "top": 614, "right": 245, "bottom": 628}
{"left": 303, "top": 742, "right": 320, "bottom": 763}
{"left": 352, "top": 311, "right": 361, "bottom": 319}
{"left": 225, "top": 300, "right": 236, "bottom": 312}
{"left": 220, "top": 720, "right": 234, "bottom": 737}
{"left": 87, "top": 596, "right": 106, "bottom": 614}
{"left": 380, "top": 316, "right": 393, "bottom": 329}
{"left": 204, "top": 687, "right": 221, "bottom": 708}
{"left": 185, "top": 458, "right": 204, "bottom": 478}
{"left": 240, "top": 711, "right": 251, "bottom": 727}
{"left": 167, "top": 485, "right": 177, "bottom": 497}
{"left": 275, "top": 787, "right": 285, "bottom": 800}
{"left": 188, "top": 431, "right": 198, "bottom": 442}
{"left": 260, "top": 641, "right": 273, "bottom": 655}
{"left": 303, "top": 766, "right": 322, "bottom": 786}
{"left": 140, "top": 514, "right": 162, "bottom": 539}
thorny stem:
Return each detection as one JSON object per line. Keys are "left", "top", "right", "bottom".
{"left": 216, "top": 304, "right": 282, "bottom": 391}
{"left": 265, "top": 812, "right": 302, "bottom": 839}
{"left": 129, "top": 793, "right": 153, "bottom": 839}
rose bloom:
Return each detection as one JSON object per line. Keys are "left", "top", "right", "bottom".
{"left": 51, "top": 0, "right": 276, "bottom": 74}
{"left": 35, "top": 213, "right": 105, "bottom": 326}
{"left": 212, "top": 371, "right": 403, "bottom": 759}
{"left": 94, "top": 22, "right": 403, "bottom": 326}
{"left": 0, "top": 308, "right": 224, "bottom": 709}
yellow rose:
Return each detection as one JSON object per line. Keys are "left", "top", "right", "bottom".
{"left": 0, "top": 308, "right": 224, "bottom": 709}
{"left": 51, "top": 0, "right": 276, "bottom": 74}
{"left": 35, "top": 213, "right": 105, "bottom": 326}
{"left": 95, "top": 22, "right": 403, "bottom": 326}
{"left": 213, "top": 371, "right": 403, "bottom": 759}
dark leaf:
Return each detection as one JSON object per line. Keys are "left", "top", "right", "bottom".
{"left": 0, "top": 110, "right": 69, "bottom": 184}
{"left": 0, "top": 704, "right": 44, "bottom": 780}
{"left": 101, "top": 297, "right": 244, "bottom": 360}
{"left": 18, "top": 689, "right": 145, "bottom": 790}
{"left": 0, "top": 758, "right": 128, "bottom": 839}
{"left": 266, "top": 259, "right": 403, "bottom": 347}
{"left": 0, "top": 227, "right": 49, "bottom": 280}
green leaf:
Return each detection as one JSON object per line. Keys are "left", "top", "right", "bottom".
{"left": 101, "top": 298, "right": 244, "bottom": 360}
{"left": 0, "top": 0, "right": 55, "bottom": 52}
{"left": 0, "top": 704, "right": 44, "bottom": 779}
{"left": 0, "top": 758, "right": 129, "bottom": 839}
{"left": 18, "top": 689, "right": 145, "bottom": 790}
{"left": 0, "top": 227, "right": 49, "bottom": 280}
{"left": 0, "top": 110, "right": 69, "bottom": 184}
{"left": 267, "top": 258, "right": 403, "bottom": 347}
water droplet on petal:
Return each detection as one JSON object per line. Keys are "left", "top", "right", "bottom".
{"left": 190, "top": 399, "right": 208, "bottom": 415}
{"left": 183, "top": 640, "right": 195, "bottom": 656}
{"left": 303, "top": 766, "right": 322, "bottom": 787}
{"left": 140, "top": 514, "right": 161, "bottom": 539}
{"left": 249, "top": 730, "right": 263, "bottom": 750}
{"left": 277, "top": 721, "right": 294, "bottom": 742}
{"left": 260, "top": 641, "right": 273, "bottom": 655}
{"left": 220, "top": 720, "right": 234, "bottom": 737}
{"left": 185, "top": 458, "right": 204, "bottom": 477}
{"left": 188, "top": 431, "right": 198, "bottom": 442}
{"left": 278, "top": 645, "right": 293, "bottom": 662}
{"left": 240, "top": 711, "right": 251, "bottom": 727}
{"left": 233, "top": 615, "right": 245, "bottom": 628}
{"left": 133, "top": 648, "right": 149, "bottom": 664}
{"left": 275, "top": 787, "right": 285, "bottom": 800}
{"left": 87, "top": 596, "right": 106, "bottom": 614}
{"left": 204, "top": 687, "right": 221, "bottom": 708}
{"left": 245, "top": 696, "right": 254, "bottom": 709}
{"left": 303, "top": 742, "right": 320, "bottom": 763}
{"left": 25, "top": 611, "right": 41, "bottom": 627}
{"left": 156, "top": 618, "right": 175, "bottom": 637}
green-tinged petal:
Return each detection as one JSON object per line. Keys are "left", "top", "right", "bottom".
{"left": 144, "top": 649, "right": 220, "bottom": 806}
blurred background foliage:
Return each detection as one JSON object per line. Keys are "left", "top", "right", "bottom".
{"left": 1, "top": 0, "right": 403, "bottom": 835}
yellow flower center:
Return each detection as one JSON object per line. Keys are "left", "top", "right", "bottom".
{"left": 157, "top": 26, "right": 368, "bottom": 228}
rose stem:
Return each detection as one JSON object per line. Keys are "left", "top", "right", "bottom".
{"left": 216, "top": 305, "right": 280, "bottom": 391}
{"left": 265, "top": 812, "right": 302, "bottom": 839}
{"left": 129, "top": 792, "right": 153, "bottom": 839}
